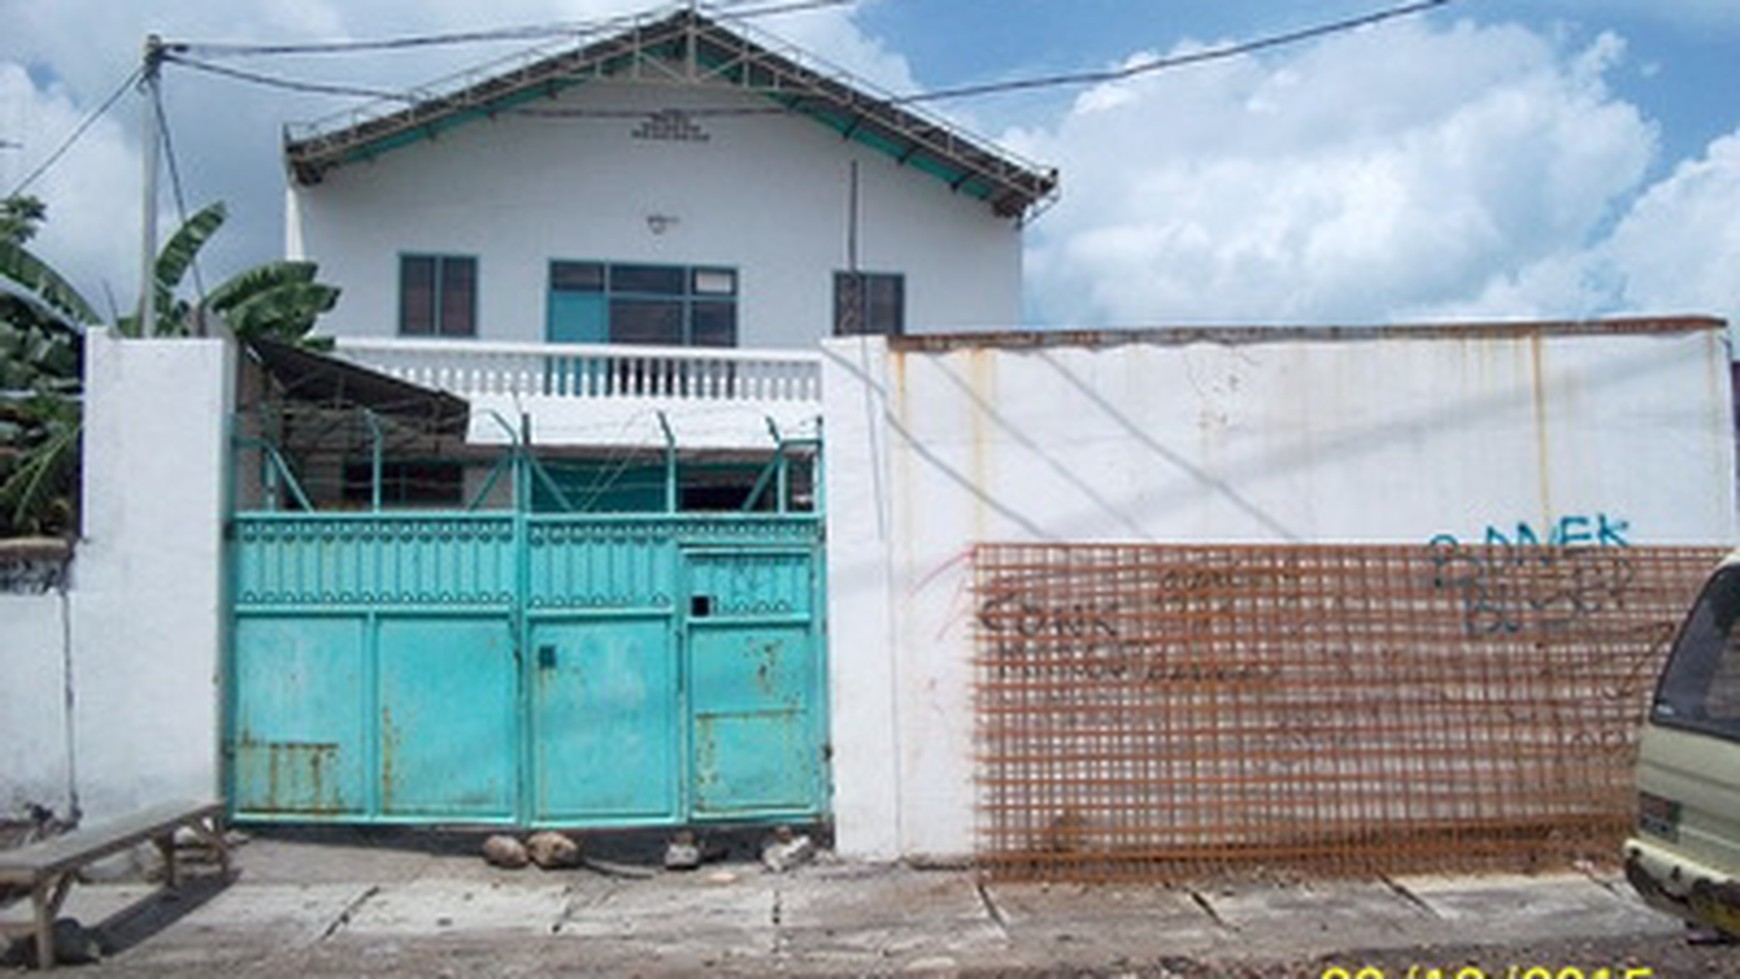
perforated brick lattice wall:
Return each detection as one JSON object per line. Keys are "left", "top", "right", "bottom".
{"left": 973, "top": 542, "right": 1724, "bottom": 881}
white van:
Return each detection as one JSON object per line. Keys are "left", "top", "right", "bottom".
{"left": 1625, "top": 551, "right": 1740, "bottom": 937}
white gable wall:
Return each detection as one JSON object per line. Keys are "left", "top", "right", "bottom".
{"left": 288, "top": 80, "right": 1023, "bottom": 347}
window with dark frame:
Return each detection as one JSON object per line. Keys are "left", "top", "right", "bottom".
{"left": 833, "top": 271, "right": 904, "bottom": 336}
{"left": 399, "top": 255, "right": 477, "bottom": 337}
{"left": 548, "top": 260, "right": 737, "bottom": 347}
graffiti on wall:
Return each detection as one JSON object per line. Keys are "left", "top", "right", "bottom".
{"left": 1429, "top": 512, "right": 1631, "bottom": 549}
{"left": 974, "top": 565, "right": 1291, "bottom": 684}
{"left": 1427, "top": 539, "right": 1639, "bottom": 637}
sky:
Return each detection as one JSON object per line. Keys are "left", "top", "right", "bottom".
{"left": 1, "top": 0, "right": 1737, "bottom": 333}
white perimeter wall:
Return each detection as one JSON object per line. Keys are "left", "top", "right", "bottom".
{"left": 822, "top": 326, "right": 1739, "bottom": 861}
{"left": 288, "top": 80, "right": 1022, "bottom": 347}
{"left": 68, "top": 333, "right": 232, "bottom": 821}
{"left": 0, "top": 592, "right": 71, "bottom": 817}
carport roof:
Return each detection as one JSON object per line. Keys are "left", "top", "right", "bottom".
{"left": 245, "top": 337, "right": 469, "bottom": 438}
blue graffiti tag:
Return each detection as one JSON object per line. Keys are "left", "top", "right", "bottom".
{"left": 1429, "top": 512, "right": 1630, "bottom": 549}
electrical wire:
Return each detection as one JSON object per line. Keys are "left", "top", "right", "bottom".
{"left": 159, "top": 55, "right": 416, "bottom": 102}
{"left": 891, "top": 0, "right": 1460, "bottom": 105}
{"left": 7, "top": 65, "right": 144, "bottom": 198}
{"left": 161, "top": 0, "right": 1460, "bottom": 120}
{"left": 172, "top": 0, "right": 856, "bottom": 59}
{"left": 153, "top": 87, "right": 206, "bottom": 304}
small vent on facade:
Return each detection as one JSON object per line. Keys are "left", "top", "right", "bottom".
{"left": 633, "top": 109, "right": 710, "bottom": 143}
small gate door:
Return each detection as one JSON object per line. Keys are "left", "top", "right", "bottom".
{"left": 686, "top": 550, "right": 824, "bottom": 818}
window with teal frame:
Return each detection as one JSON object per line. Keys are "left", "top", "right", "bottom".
{"left": 549, "top": 260, "right": 737, "bottom": 347}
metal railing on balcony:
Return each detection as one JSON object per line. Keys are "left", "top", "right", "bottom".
{"left": 334, "top": 338, "right": 822, "bottom": 404}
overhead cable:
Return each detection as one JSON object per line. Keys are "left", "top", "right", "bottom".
{"left": 160, "top": 55, "right": 416, "bottom": 102}
{"left": 890, "top": 0, "right": 1460, "bottom": 105}
{"left": 171, "top": 0, "right": 856, "bottom": 59}
{"left": 160, "top": 0, "right": 1458, "bottom": 116}
{"left": 7, "top": 66, "right": 144, "bottom": 197}
{"left": 153, "top": 89, "right": 205, "bottom": 304}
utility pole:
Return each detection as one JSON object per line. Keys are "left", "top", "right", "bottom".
{"left": 139, "top": 34, "right": 163, "bottom": 338}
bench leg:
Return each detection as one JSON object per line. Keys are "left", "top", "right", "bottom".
{"left": 154, "top": 835, "right": 179, "bottom": 889}
{"left": 30, "top": 874, "right": 73, "bottom": 970}
{"left": 211, "top": 814, "right": 231, "bottom": 879}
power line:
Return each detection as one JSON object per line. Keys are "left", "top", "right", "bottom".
{"left": 159, "top": 55, "right": 415, "bottom": 102}
{"left": 7, "top": 66, "right": 144, "bottom": 198}
{"left": 164, "top": 0, "right": 1460, "bottom": 118}
{"left": 176, "top": 21, "right": 622, "bottom": 59}
{"left": 153, "top": 87, "right": 206, "bottom": 305}
{"left": 891, "top": 0, "right": 1461, "bottom": 105}
{"left": 171, "top": 0, "right": 855, "bottom": 59}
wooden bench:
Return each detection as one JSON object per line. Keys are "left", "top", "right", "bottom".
{"left": 0, "top": 799, "right": 230, "bottom": 969}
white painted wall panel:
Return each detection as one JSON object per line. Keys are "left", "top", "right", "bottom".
{"left": 0, "top": 593, "right": 71, "bottom": 818}
{"left": 290, "top": 81, "right": 1023, "bottom": 348}
{"left": 822, "top": 326, "right": 1737, "bottom": 859}
{"left": 72, "top": 333, "right": 233, "bottom": 820}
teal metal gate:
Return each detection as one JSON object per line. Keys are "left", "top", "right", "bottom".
{"left": 228, "top": 512, "right": 826, "bottom": 827}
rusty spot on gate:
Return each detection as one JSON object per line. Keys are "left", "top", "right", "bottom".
{"left": 973, "top": 542, "right": 1724, "bottom": 882}
{"left": 248, "top": 740, "right": 342, "bottom": 814}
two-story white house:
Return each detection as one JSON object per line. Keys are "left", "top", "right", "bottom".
{"left": 285, "top": 10, "right": 1052, "bottom": 359}
{"left": 279, "top": 3, "right": 1055, "bottom": 474}
{"left": 287, "top": 7, "right": 1056, "bottom": 346}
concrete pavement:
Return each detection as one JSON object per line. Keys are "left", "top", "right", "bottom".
{"left": 0, "top": 832, "right": 1685, "bottom": 976}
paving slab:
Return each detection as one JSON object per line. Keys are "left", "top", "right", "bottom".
{"left": 778, "top": 868, "right": 1009, "bottom": 969}
{"left": 988, "top": 881, "right": 1223, "bottom": 969}
{"left": 341, "top": 877, "right": 580, "bottom": 936}
{"left": 234, "top": 836, "right": 443, "bottom": 884}
{"left": 1389, "top": 871, "right": 1680, "bottom": 943}
{"left": 558, "top": 870, "right": 776, "bottom": 940}
{"left": 163, "top": 882, "right": 371, "bottom": 942}
{"left": 1195, "top": 879, "right": 1434, "bottom": 958}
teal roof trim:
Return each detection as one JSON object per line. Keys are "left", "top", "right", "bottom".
{"left": 284, "top": 9, "right": 1058, "bottom": 219}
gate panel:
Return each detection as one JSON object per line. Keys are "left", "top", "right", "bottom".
{"left": 689, "top": 623, "right": 816, "bottom": 816}
{"left": 530, "top": 617, "right": 678, "bottom": 823}
{"left": 232, "top": 616, "right": 368, "bottom": 817}
{"left": 377, "top": 616, "right": 517, "bottom": 820}
{"left": 231, "top": 512, "right": 826, "bottom": 827}
{"left": 686, "top": 550, "right": 822, "bottom": 818}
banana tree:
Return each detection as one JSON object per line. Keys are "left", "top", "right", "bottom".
{"left": 117, "top": 201, "right": 340, "bottom": 343}
{"left": 0, "top": 196, "right": 340, "bottom": 536}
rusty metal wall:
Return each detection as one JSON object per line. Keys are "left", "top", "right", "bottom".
{"left": 973, "top": 542, "right": 1726, "bottom": 881}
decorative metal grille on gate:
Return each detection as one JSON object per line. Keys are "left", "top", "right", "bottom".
{"left": 973, "top": 542, "right": 1725, "bottom": 881}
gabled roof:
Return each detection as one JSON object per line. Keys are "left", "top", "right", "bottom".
{"left": 282, "top": 7, "right": 1059, "bottom": 220}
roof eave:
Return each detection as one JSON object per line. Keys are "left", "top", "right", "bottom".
{"left": 282, "top": 9, "right": 1060, "bottom": 220}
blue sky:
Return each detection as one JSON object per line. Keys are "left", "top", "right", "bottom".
{"left": 1, "top": 0, "right": 1737, "bottom": 331}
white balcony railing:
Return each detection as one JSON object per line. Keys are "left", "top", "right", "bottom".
{"left": 335, "top": 337, "right": 822, "bottom": 404}
{"left": 333, "top": 337, "right": 823, "bottom": 449}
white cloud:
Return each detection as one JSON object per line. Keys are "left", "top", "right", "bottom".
{"left": 1014, "top": 20, "right": 1663, "bottom": 326}
{"left": 0, "top": 64, "right": 143, "bottom": 315}
{"left": 1605, "top": 130, "right": 1740, "bottom": 322}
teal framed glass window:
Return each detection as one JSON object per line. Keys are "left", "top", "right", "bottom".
{"left": 833, "top": 271, "right": 903, "bottom": 336}
{"left": 548, "top": 261, "right": 737, "bottom": 347}
{"left": 400, "top": 255, "right": 476, "bottom": 337}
